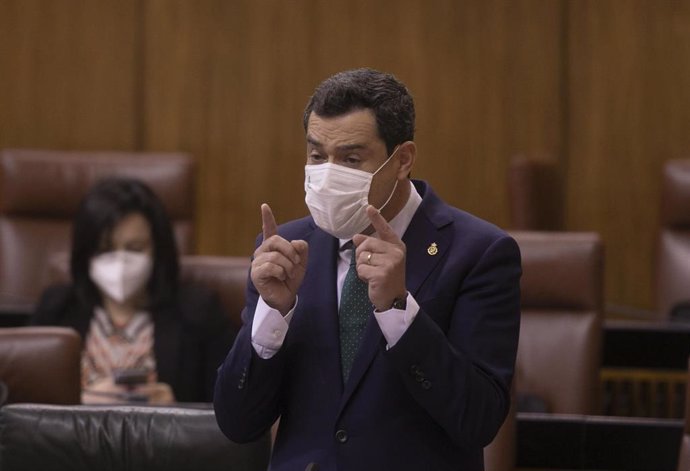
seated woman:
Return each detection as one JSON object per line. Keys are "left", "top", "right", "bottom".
{"left": 32, "top": 177, "right": 236, "bottom": 404}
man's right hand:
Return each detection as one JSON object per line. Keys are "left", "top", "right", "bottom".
{"left": 251, "top": 203, "right": 308, "bottom": 315}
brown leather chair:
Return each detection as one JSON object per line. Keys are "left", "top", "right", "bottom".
{"left": 512, "top": 231, "right": 604, "bottom": 414}
{"left": 507, "top": 154, "right": 563, "bottom": 231}
{"left": 179, "top": 255, "right": 251, "bottom": 331}
{"left": 657, "top": 159, "right": 690, "bottom": 320}
{"left": 0, "top": 326, "right": 81, "bottom": 405}
{"left": 0, "top": 149, "right": 195, "bottom": 310}
{"left": 677, "top": 358, "right": 690, "bottom": 471}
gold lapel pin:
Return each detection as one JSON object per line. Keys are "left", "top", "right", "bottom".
{"left": 427, "top": 242, "right": 438, "bottom": 256}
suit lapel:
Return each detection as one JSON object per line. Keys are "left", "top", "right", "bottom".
{"left": 298, "top": 226, "right": 344, "bottom": 390}
{"left": 338, "top": 181, "right": 453, "bottom": 411}
{"left": 339, "top": 311, "right": 383, "bottom": 403}
{"left": 402, "top": 210, "right": 451, "bottom": 297}
{"left": 301, "top": 224, "right": 339, "bottom": 337}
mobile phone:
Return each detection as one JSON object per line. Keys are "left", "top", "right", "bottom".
{"left": 113, "top": 368, "right": 149, "bottom": 386}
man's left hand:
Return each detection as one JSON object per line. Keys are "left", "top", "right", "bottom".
{"left": 352, "top": 205, "right": 407, "bottom": 311}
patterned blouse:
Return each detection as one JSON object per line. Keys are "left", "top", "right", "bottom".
{"left": 81, "top": 307, "right": 157, "bottom": 387}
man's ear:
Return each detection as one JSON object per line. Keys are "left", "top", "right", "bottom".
{"left": 396, "top": 141, "right": 416, "bottom": 179}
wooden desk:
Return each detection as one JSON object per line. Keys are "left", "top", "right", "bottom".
{"left": 604, "top": 319, "right": 690, "bottom": 369}
{"left": 601, "top": 319, "right": 690, "bottom": 418}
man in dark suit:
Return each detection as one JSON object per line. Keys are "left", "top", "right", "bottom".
{"left": 214, "top": 68, "right": 521, "bottom": 471}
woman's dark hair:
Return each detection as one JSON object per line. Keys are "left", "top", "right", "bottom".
{"left": 70, "top": 177, "right": 179, "bottom": 309}
{"left": 303, "top": 68, "right": 416, "bottom": 154}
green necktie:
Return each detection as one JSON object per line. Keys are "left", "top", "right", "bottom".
{"left": 339, "top": 244, "right": 372, "bottom": 383}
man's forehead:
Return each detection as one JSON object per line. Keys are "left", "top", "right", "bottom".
{"left": 306, "top": 109, "right": 381, "bottom": 147}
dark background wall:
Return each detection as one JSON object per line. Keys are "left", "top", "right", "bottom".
{"left": 1, "top": 0, "right": 689, "bottom": 312}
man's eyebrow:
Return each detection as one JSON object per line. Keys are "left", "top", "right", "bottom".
{"left": 306, "top": 137, "right": 367, "bottom": 152}
{"left": 306, "top": 136, "right": 322, "bottom": 148}
{"left": 336, "top": 143, "right": 366, "bottom": 152}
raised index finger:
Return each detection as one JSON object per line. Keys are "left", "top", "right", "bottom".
{"left": 366, "top": 205, "right": 400, "bottom": 244}
{"left": 261, "top": 203, "right": 278, "bottom": 241}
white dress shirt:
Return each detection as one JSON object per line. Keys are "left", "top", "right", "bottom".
{"left": 252, "top": 180, "right": 422, "bottom": 359}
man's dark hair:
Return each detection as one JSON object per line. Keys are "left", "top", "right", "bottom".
{"left": 303, "top": 68, "right": 415, "bottom": 154}
{"left": 70, "top": 177, "right": 179, "bottom": 310}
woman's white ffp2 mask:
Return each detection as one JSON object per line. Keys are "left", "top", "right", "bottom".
{"left": 89, "top": 250, "right": 153, "bottom": 303}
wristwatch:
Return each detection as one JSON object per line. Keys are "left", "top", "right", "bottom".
{"left": 391, "top": 295, "right": 407, "bottom": 310}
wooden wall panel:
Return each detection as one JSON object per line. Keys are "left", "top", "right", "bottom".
{"left": 143, "top": 0, "right": 563, "bottom": 256}
{"left": 567, "top": 0, "right": 690, "bottom": 311}
{"left": 406, "top": 0, "right": 564, "bottom": 225}
{"left": 9, "top": 0, "right": 687, "bottom": 314}
{"left": 0, "top": 0, "right": 140, "bottom": 149}
{"left": 143, "top": 0, "right": 313, "bottom": 255}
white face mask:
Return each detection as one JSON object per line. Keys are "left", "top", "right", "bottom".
{"left": 89, "top": 251, "right": 153, "bottom": 303}
{"left": 304, "top": 147, "right": 399, "bottom": 239}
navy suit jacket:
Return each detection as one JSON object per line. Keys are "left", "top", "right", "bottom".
{"left": 214, "top": 180, "right": 521, "bottom": 471}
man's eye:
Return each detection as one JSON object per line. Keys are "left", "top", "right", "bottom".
{"left": 344, "top": 155, "right": 360, "bottom": 165}
{"left": 309, "top": 153, "right": 326, "bottom": 162}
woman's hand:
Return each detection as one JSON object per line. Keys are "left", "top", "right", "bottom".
{"left": 82, "top": 377, "right": 175, "bottom": 404}
{"left": 132, "top": 382, "right": 175, "bottom": 404}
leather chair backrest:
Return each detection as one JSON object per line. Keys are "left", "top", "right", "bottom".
{"left": 0, "top": 327, "right": 81, "bottom": 405}
{"left": 508, "top": 154, "right": 563, "bottom": 231}
{"left": 512, "top": 231, "right": 603, "bottom": 414}
{"left": 0, "top": 403, "right": 271, "bottom": 471}
{"left": 0, "top": 149, "right": 195, "bottom": 308}
{"left": 46, "top": 253, "right": 251, "bottom": 331}
{"left": 657, "top": 159, "right": 690, "bottom": 320}
{"left": 178, "top": 255, "right": 251, "bottom": 331}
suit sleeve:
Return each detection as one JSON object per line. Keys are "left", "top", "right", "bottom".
{"left": 385, "top": 235, "right": 521, "bottom": 450}
{"left": 213, "top": 270, "right": 287, "bottom": 444}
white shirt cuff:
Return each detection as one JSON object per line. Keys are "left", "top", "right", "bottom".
{"left": 373, "top": 292, "right": 419, "bottom": 349}
{"left": 251, "top": 296, "right": 296, "bottom": 359}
